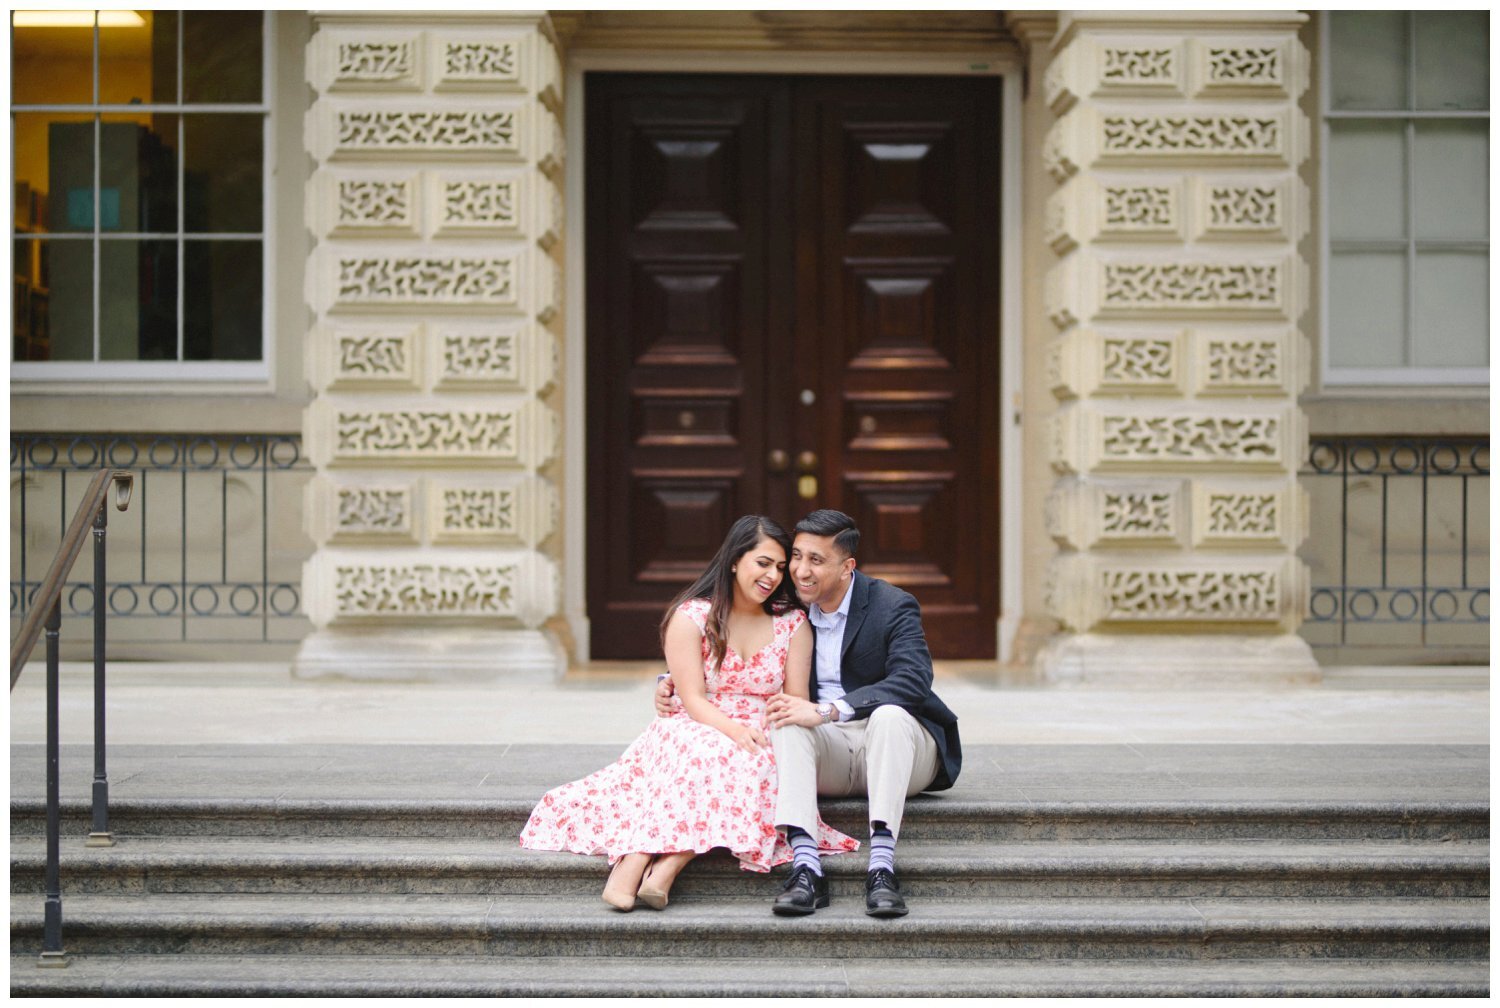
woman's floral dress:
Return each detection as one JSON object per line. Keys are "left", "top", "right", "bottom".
{"left": 519, "top": 598, "right": 858, "bottom": 871}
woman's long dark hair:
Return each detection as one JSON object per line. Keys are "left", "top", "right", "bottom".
{"left": 660, "top": 515, "right": 795, "bottom": 673}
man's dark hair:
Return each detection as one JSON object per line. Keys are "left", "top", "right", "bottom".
{"left": 795, "top": 509, "right": 860, "bottom": 559}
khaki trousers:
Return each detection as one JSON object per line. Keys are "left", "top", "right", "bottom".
{"left": 771, "top": 704, "right": 940, "bottom": 841}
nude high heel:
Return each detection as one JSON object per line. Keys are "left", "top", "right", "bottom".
{"left": 637, "top": 851, "right": 694, "bottom": 910}
{"left": 603, "top": 853, "right": 650, "bottom": 911}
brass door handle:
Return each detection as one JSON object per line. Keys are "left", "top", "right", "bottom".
{"left": 796, "top": 451, "right": 818, "bottom": 473}
{"left": 768, "top": 449, "right": 789, "bottom": 473}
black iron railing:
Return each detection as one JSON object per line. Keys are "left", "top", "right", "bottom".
{"left": 11, "top": 434, "right": 312, "bottom": 648}
{"left": 1300, "top": 437, "right": 1489, "bottom": 654}
{"left": 10, "top": 468, "right": 133, "bottom": 967}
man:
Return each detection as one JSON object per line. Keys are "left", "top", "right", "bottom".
{"left": 656, "top": 509, "right": 961, "bottom": 918}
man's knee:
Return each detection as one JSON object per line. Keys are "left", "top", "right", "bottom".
{"left": 772, "top": 723, "right": 817, "bottom": 754}
{"left": 867, "top": 704, "right": 917, "bottom": 735}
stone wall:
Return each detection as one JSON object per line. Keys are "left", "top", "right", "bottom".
{"left": 295, "top": 13, "right": 565, "bottom": 679}
{"left": 1036, "top": 12, "right": 1317, "bottom": 685}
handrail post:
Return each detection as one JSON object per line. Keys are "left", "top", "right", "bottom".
{"left": 87, "top": 498, "right": 113, "bottom": 848}
{"left": 39, "top": 598, "right": 67, "bottom": 968}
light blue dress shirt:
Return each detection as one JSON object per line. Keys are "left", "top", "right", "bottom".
{"left": 808, "top": 581, "right": 856, "bottom": 721}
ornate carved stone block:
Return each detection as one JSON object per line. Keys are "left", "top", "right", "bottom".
{"left": 314, "top": 103, "right": 526, "bottom": 162}
{"left": 1192, "top": 176, "right": 1306, "bottom": 243}
{"left": 1044, "top": 49, "right": 1077, "bottom": 115}
{"left": 430, "top": 172, "right": 524, "bottom": 238}
{"left": 1094, "top": 255, "right": 1293, "bottom": 320}
{"left": 434, "top": 35, "right": 523, "bottom": 91}
{"left": 535, "top": 105, "right": 565, "bottom": 182}
{"left": 1052, "top": 328, "right": 1187, "bottom": 399}
{"left": 1191, "top": 38, "right": 1306, "bottom": 99}
{"left": 1044, "top": 265, "right": 1077, "bottom": 332}
{"left": 1059, "top": 107, "right": 1306, "bottom": 171}
{"left": 431, "top": 323, "right": 555, "bottom": 393}
{"left": 1092, "top": 39, "right": 1186, "bottom": 97}
{"left": 311, "top": 324, "right": 423, "bottom": 392}
{"left": 1048, "top": 477, "right": 1186, "bottom": 550}
{"left": 1048, "top": 553, "right": 1304, "bottom": 629}
{"left": 306, "top": 548, "right": 555, "bottom": 627}
{"left": 330, "top": 253, "right": 520, "bottom": 310}
{"left": 1044, "top": 189, "right": 1076, "bottom": 255}
{"left": 1191, "top": 480, "right": 1308, "bottom": 549}
{"left": 306, "top": 476, "right": 419, "bottom": 545}
{"left": 1194, "top": 329, "right": 1300, "bottom": 396}
{"left": 1098, "top": 181, "right": 1183, "bottom": 241}
{"left": 310, "top": 32, "right": 424, "bottom": 93}
{"left": 1054, "top": 404, "right": 1297, "bottom": 474}
{"left": 306, "top": 397, "right": 556, "bottom": 469}
{"left": 310, "top": 172, "right": 421, "bottom": 239}
{"left": 428, "top": 475, "right": 558, "bottom": 547}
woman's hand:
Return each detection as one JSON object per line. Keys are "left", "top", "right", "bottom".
{"left": 723, "top": 721, "right": 768, "bottom": 754}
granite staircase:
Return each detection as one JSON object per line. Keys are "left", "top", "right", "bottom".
{"left": 11, "top": 755, "right": 1490, "bottom": 997}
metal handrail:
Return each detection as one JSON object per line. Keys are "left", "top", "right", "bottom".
{"left": 9, "top": 467, "right": 132, "bottom": 968}
{"left": 11, "top": 468, "right": 133, "bottom": 686}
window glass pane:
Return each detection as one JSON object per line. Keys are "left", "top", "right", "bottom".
{"left": 14, "top": 113, "right": 96, "bottom": 234}
{"left": 28, "top": 239, "right": 94, "bottom": 361}
{"left": 11, "top": 13, "right": 93, "bottom": 105}
{"left": 184, "top": 115, "right": 263, "bottom": 233}
{"left": 1328, "top": 121, "right": 1406, "bottom": 240}
{"left": 100, "top": 9, "right": 177, "bottom": 105}
{"left": 1414, "top": 11, "right": 1489, "bottom": 111}
{"left": 100, "top": 239, "right": 177, "bottom": 361}
{"left": 1329, "top": 11, "right": 1408, "bottom": 110}
{"left": 101, "top": 114, "right": 179, "bottom": 233}
{"left": 182, "top": 11, "right": 263, "bottom": 104}
{"left": 1329, "top": 251, "right": 1407, "bottom": 368}
{"left": 184, "top": 241, "right": 261, "bottom": 360}
{"left": 1413, "top": 251, "right": 1489, "bottom": 368}
{"left": 1413, "top": 121, "right": 1489, "bottom": 241}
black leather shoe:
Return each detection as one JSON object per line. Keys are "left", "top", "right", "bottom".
{"left": 772, "top": 865, "right": 829, "bottom": 916}
{"left": 865, "top": 867, "right": 908, "bottom": 918}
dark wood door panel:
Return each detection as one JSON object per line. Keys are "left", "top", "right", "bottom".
{"left": 589, "top": 72, "right": 997, "bottom": 659}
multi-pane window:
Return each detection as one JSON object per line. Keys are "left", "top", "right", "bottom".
{"left": 11, "top": 10, "right": 266, "bottom": 372}
{"left": 1322, "top": 11, "right": 1489, "bottom": 385}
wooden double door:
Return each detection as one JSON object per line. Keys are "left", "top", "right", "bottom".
{"left": 585, "top": 73, "right": 1000, "bottom": 658}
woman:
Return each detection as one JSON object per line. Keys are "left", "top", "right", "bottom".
{"left": 519, "top": 515, "right": 857, "bottom": 910}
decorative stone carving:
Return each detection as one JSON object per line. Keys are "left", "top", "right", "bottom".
{"left": 1100, "top": 112, "right": 1287, "bottom": 158}
{"left": 307, "top": 397, "right": 555, "bottom": 469}
{"left": 428, "top": 476, "right": 557, "bottom": 546}
{"left": 1052, "top": 328, "right": 1186, "bottom": 399}
{"left": 1044, "top": 51, "right": 1076, "bottom": 114}
{"left": 334, "top": 255, "right": 518, "bottom": 308}
{"left": 1100, "top": 333, "right": 1178, "bottom": 387}
{"left": 1200, "top": 334, "right": 1283, "bottom": 393}
{"left": 328, "top": 37, "right": 422, "bottom": 91}
{"left": 432, "top": 174, "right": 522, "bottom": 237}
{"left": 1102, "top": 184, "right": 1179, "bottom": 236}
{"left": 1100, "top": 259, "right": 1285, "bottom": 315}
{"left": 336, "top": 485, "right": 415, "bottom": 538}
{"left": 431, "top": 324, "right": 558, "bottom": 392}
{"left": 338, "top": 177, "right": 417, "bottom": 233}
{"left": 1044, "top": 190, "right": 1074, "bottom": 254}
{"left": 1095, "top": 41, "right": 1185, "bottom": 96}
{"left": 1047, "top": 477, "right": 1186, "bottom": 550}
{"left": 1101, "top": 488, "right": 1179, "bottom": 540}
{"left": 335, "top": 561, "right": 517, "bottom": 617}
{"left": 1053, "top": 405, "right": 1295, "bottom": 474}
{"left": 436, "top": 38, "right": 522, "bottom": 89}
{"left": 1192, "top": 39, "right": 1299, "bottom": 97}
{"left": 1044, "top": 119, "right": 1080, "bottom": 184}
{"left": 310, "top": 324, "right": 421, "bottom": 392}
{"left": 324, "top": 106, "right": 525, "bottom": 161}
{"left": 1100, "top": 565, "right": 1280, "bottom": 621}
{"left": 1099, "top": 412, "right": 1283, "bottom": 467}
{"left": 1191, "top": 480, "right": 1307, "bottom": 549}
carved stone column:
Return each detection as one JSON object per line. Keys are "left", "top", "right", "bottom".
{"left": 1037, "top": 12, "right": 1317, "bottom": 685}
{"left": 294, "top": 12, "right": 565, "bottom": 680}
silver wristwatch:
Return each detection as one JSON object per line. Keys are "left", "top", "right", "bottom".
{"left": 816, "top": 702, "right": 834, "bottom": 723}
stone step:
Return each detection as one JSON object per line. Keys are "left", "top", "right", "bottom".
{"left": 11, "top": 796, "right": 1489, "bottom": 842}
{"left": 9, "top": 952, "right": 1489, "bottom": 998}
{"left": 10, "top": 894, "right": 1489, "bottom": 961}
{"left": 9, "top": 836, "right": 1489, "bottom": 899}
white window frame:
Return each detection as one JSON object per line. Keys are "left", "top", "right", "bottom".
{"left": 1318, "top": 10, "right": 1490, "bottom": 388}
{"left": 10, "top": 11, "right": 275, "bottom": 387}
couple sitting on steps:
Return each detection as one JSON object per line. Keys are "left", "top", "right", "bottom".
{"left": 520, "top": 508, "right": 961, "bottom": 918}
